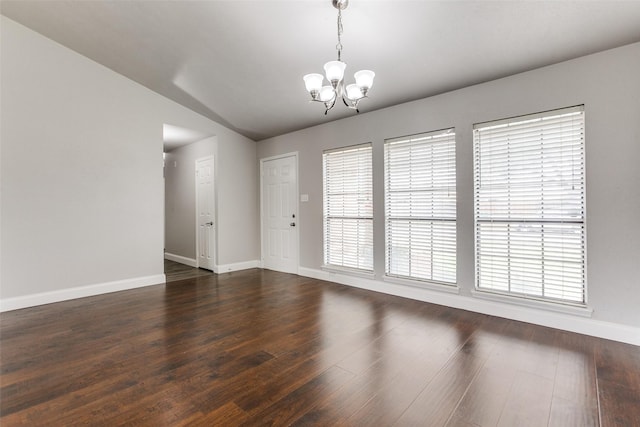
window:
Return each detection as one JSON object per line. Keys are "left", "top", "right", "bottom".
{"left": 323, "top": 144, "right": 373, "bottom": 271}
{"left": 473, "top": 106, "right": 586, "bottom": 304}
{"left": 385, "top": 129, "right": 456, "bottom": 284}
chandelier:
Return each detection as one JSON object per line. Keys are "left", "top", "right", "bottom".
{"left": 303, "top": 0, "right": 375, "bottom": 115}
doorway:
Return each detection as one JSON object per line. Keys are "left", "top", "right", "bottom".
{"left": 163, "top": 124, "right": 215, "bottom": 271}
{"left": 260, "top": 153, "right": 299, "bottom": 274}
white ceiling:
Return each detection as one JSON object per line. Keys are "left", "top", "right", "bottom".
{"left": 3, "top": 1, "right": 640, "bottom": 141}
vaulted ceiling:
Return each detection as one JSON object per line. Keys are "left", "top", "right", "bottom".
{"left": 3, "top": 1, "right": 640, "bottom": 141}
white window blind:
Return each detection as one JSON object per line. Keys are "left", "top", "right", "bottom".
{"left": 323, "top": 144, "right": 373, "bottom": 271}
{"left": 385, "top": 129, "right": 457, "bottom": 284}
{"left": 473, "top": 106, "right": 586, "bottom": 304}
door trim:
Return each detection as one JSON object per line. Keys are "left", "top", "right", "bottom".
{"left": 195, "top": 156, "right": 217, "bottom": 272}
{"left": 260, "top": 152, "right": 299, "bottom": 273}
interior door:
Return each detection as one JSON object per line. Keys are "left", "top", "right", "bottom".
{"left": 261, "top": 154, "right": 298, "bottom": 274}
{"left": 196, "top": 157, "right": 215, "bottom": 271}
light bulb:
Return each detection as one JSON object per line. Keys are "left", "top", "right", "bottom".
{"left": 354, "top": 70, "right": 375, "bottom": 93}
{"left": 303, "top": 73, "right": 324, "bottom": 93}
{"left": 319, "top": 86, "right": 336, "bottom": 102}
{"left": 345, "top": 84, "right": 363, "bottom": 100}
{"left": 324, "top": 61, "right": 346, "bottom": 84}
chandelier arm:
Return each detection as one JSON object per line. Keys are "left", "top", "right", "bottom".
{"left": 325, "top": 95, "right": 338, "bottom": 113}
{"left": 343, "top": 98, "right": 360, "bottom": 112}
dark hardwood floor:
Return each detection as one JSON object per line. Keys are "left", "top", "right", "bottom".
{"left": 164, "top": 259, "right": 215, "bottom": 282}
{"left": 1, "top": 263, "right": 639, "bottom": 426}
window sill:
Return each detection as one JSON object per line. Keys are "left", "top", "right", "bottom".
{"left": 383, "top": 275, "right": 460, "bottom": 294}
{"left": 471, "top": 289, "right": 593, "bottom": 318}
{"left": 321, "top": 265, "right": 375, "bottom": 280}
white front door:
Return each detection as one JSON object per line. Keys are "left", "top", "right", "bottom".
{"left": 261, "top": 154, "right": 298, "bottom": 274}
{"left": 196, "top": 157, "right": 215, "bottom": 271}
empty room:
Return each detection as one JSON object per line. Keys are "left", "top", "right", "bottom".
{"left": 1, "top": 1, "right": 639, "bottom": 426}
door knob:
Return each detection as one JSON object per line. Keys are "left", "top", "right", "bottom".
{"left": 205, "top": 222, "right": 213, "bottom": 226}
{"left": 290, "top": 222, "right": 296, "bottom": 227}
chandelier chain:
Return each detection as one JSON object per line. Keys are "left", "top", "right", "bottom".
{"left": 336, "top": 8, "right": 343, "bottom": 61}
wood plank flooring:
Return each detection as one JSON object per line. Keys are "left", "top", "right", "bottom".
{"left": 164, "top": 259, "right": 215, "bottom": 282}
{"left": 1, "top": 263, "right": 639, "bottom": 426}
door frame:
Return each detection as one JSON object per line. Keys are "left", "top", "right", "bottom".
{"left": 195, "top": 155, "right": 217, "bottom": 272}
{"left": 260, "top": 151, "right": 300, "bottom": 273}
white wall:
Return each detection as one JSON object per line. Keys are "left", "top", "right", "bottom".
{"left": 216, "top": 125, "right": 261, "bottom": 269}
{"left": 164, "top": 137, "right": 215, "bottom": 262}
{"left": 0, "top": 17, "right": 259, "bottom": 309}
{"left": 257, "top": 42, "right": 640, "bottom": 343}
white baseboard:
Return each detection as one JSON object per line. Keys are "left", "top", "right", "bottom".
{"left": 164, "top": 252, "right": 197, "bottom": 267}
{"left": 216, "top": 260, "right": 261, "bottom": 273}
{"left": 164, "top": 254, "right": 259, "bottom": 275}
{"left": 0, "top": 274, "right": 166, "bottom": 313}
{"left": 298, "top": 267, "right": 640, "bottom": 346}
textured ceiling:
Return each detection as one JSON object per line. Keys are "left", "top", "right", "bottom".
{"left": 3, "top": 0, "right": 640, "bottom": 141}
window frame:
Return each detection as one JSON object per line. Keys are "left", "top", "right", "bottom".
{"left": 384, "top": 128, "right": 457, "bottom": 286}
{"left": 473, "top": 105, "right": 587, "bottom": 306}
{"left": 322, "top": 143, "right": 374, "bottom": 273}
